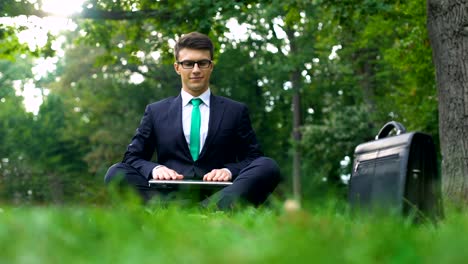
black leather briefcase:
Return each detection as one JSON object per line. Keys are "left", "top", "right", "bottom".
{"left": 348, "top": 121, "right": 443, "bottom": 221}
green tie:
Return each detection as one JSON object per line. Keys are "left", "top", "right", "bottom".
{"left": 190, "top": 98, "right": 202, "bottom": 161}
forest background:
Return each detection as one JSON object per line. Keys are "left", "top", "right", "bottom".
{"left": 0, "top": 0, "right": 438, "bottom": 205}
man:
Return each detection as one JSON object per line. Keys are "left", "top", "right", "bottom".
{"left": 104, "top": 32, "right": 280, "bottom": 209}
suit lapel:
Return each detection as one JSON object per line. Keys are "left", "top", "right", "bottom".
{"left": 199, "top": 94, "right": 225, "bottom": 158}
{"left": 168, "top": 95, "right": 192, "bottom": 158}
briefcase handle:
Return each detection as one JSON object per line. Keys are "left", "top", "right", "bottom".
{"left": 375, "top": 121, "right": 407, "bottom": 140}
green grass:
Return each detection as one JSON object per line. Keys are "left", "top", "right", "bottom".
{"left": 1, "top": 199, "right": 468, "bottom": 264}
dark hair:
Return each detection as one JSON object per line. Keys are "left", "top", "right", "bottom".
{"left": 174, "top": 32, "right": 214, "bottom": 61}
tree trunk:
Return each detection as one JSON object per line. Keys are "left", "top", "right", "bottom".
{"left": 427, "top": 0, "right": 468, "bottom": 204}
{"left": 353, "top": 48, "right": 378, "bottom": 114}
{"left": 286, "top": 28, "right": 303, "bottom": 202}
{"left": 292, "top": 83, "right": 302, "bottom": 202}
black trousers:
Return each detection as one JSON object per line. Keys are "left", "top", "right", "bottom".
{"left": 104, "top": 157, "right": 280, "bottom": 209}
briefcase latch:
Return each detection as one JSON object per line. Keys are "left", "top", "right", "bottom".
{"left": 412, "top": 169, "right": 420, "bottom": 179}
{"left": 354, "top": 161, "right": 360, "bottom": 174}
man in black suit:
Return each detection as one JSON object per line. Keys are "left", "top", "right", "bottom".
{"left": 104, "top": 32, "right": 280, "bottom": 209}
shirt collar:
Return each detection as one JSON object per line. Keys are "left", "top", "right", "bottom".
{"left": 181, "top": 88, "right": 211, "bottom": 107}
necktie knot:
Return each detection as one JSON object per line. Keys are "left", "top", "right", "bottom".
{"left": 191, "top": 98, "right": 202, "bottom": 107}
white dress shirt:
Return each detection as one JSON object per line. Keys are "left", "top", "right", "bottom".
{"left": 181, "top": 89, "right": 211, "bottom": 153}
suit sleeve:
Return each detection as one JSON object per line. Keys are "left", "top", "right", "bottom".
{"left": 224, "top": 104, "right": 263, "bottom": 178}
{"left": 122, "top": 105, "right": 159, "bottom": 179}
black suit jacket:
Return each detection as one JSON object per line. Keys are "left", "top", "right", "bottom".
{"left": 123, "top": 94, "right": 263, "bottom": 180}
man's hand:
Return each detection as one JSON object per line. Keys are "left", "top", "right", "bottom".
{"left": 203, "top": 169, "right": 232, "bottom": 182}
{"left": 152, "top": 166, "right": 184, "bottom": 180}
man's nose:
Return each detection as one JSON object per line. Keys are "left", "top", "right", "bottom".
{"left": 192, "top": 63, "right": 201, "bottom": 72}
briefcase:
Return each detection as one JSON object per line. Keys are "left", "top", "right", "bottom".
{"left": 348, "top": 121, "right": 443, "bottom": 221}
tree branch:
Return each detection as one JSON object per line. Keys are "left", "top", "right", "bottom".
{"left": 2, "top": 8, "right": 172, "bottom": 21}
{"left": 75, "top": 9, "right": 172, "bottom": 20}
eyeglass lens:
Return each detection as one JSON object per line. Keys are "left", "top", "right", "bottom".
{"left": 180, "top": 60, "right": 211, "bottom": 69}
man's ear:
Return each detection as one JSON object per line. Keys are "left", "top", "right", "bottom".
{"left": 174, "top": 62, "right": 181, "bottom": 75}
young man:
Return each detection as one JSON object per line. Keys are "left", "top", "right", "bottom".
{"left": 104, "top": 32, "right": 280, "bottom": 209}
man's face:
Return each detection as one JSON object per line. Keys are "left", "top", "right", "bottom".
{"left": 174, "top": 48, "right": 213, "bottom": 97}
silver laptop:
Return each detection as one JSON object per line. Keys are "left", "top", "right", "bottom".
{"left": 148, "top": 179, "right": 232, "bottom": 188}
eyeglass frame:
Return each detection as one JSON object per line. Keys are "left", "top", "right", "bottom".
{"left": 177, "top": 59, "right": 213, "bottom": 69}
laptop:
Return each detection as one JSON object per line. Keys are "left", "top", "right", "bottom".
{"left": 148, "top": 179, "right": 232, "bottom": 189}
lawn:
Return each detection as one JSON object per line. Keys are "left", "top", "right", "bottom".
{"left": 1, "top": 198, "right": 468, "bottom": 264}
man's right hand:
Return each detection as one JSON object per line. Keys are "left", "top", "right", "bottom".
{"left": 152, "top": 166, "right": 184, "bottom": 180}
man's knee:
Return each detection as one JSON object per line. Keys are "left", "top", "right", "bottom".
{"left": 104, "top": 163, "right": 126, "bottom": 184}
{"left": 252, "top": 157, "right": 281, "bottom": 182}
{"left": 227, "top": 157, "right": 280, "bottom": 206}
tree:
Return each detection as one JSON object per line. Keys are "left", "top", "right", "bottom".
{"left": 0, "top": 55, "right": 91, "bottom": 203}
{"left": 427, "top": 0, "right": 468, "bottom": 204}
{"left": 0, "top": 57, "right": 36, "bottom": 203}
{"left": 0, "top": 0, "right": 446, "bottom": 204}
{"left": 51, "top": 37, "right": 180, "bottom": 175}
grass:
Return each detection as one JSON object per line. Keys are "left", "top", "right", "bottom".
{"left": 1, "top": 197, "right": 468, "bottom": 264}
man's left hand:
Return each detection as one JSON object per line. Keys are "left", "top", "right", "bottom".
{"left": 203, "top": 169, "right": 232, "bottom": 182}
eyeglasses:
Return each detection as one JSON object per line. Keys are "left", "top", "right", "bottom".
{"left": 177, "top": 60, "right": 212, "bottom": 69}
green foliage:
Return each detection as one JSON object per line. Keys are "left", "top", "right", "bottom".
{"left": 298, "top": 0, "right": 438, "bottom": 191}
{"left": 0, "top": 0, "right": 37, "bottom": 17}
{"left": 0, "top": 58, "right": 35, "bottom": 203}
{"left": 328, "top": 0, "right": 437, "bottom": 137}
{"left": 51, "top": 32, "right": 182, "bottom": 176}
{"left": 0, "top": 57, "right": 92, "bottom": 204}
{"left": 379, "top": 0, "right": 438, "bottom": 139}
{"left": 301, "top": 103, "right": 373, "bottom": 195}
{"left": 0, "top": 0, "right": 439, "bottom": 204}
{"left": 0, "top": 27, "right": 30, "bottom": 60}
{"left": 0, "top": 0, "right": 58, "bottom": 59}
